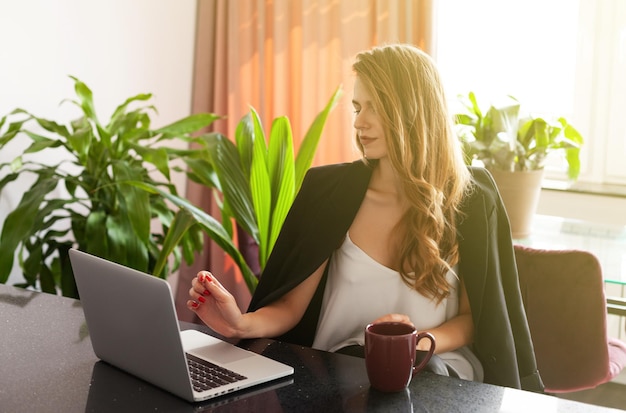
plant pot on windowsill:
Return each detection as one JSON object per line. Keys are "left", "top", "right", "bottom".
{"left": 488, "top": 168, "right": 544, "bottom": 239}
{"left": 455, "top": 92, "right": 584, "bottom": 239}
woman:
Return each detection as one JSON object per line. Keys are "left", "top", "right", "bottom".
{"left": 188, "top": 44, "right": 544, "bottom": 392}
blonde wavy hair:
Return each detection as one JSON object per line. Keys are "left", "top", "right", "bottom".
{"left": 352, "top": 44, "right": 472, "bottom": 302}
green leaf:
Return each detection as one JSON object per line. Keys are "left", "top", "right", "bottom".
{"left": 66, "top": 126, "right": 92, "bottom": 162}
{"left": 114, "top": 162, "right": 151, "bottom": 245}
{"left": 468, "top": 91, "right": 482, "bottom": 119}
{"left": 67, "top": 77, "right": 113, "bottom": 148}
{"left": 65, "top": 178, "right": 78, "bottom": 196}
{"left": 295, "top": 85, "right": 343, "bottom": 189}
{"left": 105, "top": 211, "right": 149, "bottom": 272}
{"left": 209, "top": 134, "right": 258, "bottom": 242}
{"left": 84, "top": 211, "right": 108, "bottom": 258}
{"left": 0, "top": 172, "right": 18, "bottom": 193}
{"left": 0, "top": 174, "right": 59, "bottom": 283}
{"left": 185, "top": 158, "right": 220, "bottom": 189}
{"left": 112, "top": 109, "right": 153, "bottom": 144}
{"left": 235, "top": 113, "right": 255, "bottom": 179}
{"left": 219, "top": 197, "right": 235, "bottom": 239}
{"left": 131, "top": 181, "right": 258, "bottom": 292}
{"left": 70, "top": 76, "right": 99, "bottom": 124}
{"left": 249, "top": 109, "right": 271, "bottom": 265}
{"left": 107, "top": 93, "right": 153, "bottom": 134}
{"left": 34, "top": 117, "right": 70, "bottom": 138}
{"left": 23, "top": 132, "right": 64, "bottom": 153}
{"left": 10, "top": 156, "right": 23, "bottom": 172}
{"left": 532, "top": 119, "right": 550, "bottom": 149}
{"left": 0, "top": 128, "right": 20, "bottom": 146}
{"left": 39, "top": 262, "right": 57, "bottom": 294}
{"left": 152, "top": 209, "right": 197, "bottom": 278}
{"left": 135, "top": 146, "right": 171, "bottom": 180}
{"left": 266, "top": 117, "right": 295, "bottom": 260}
{"left": 565, "top": 146, "right": 581, "bottom": 180}
{"left": 23, "top": 238, "right": 44, "bottom": 286}
{"left": 57, "top": 243, "right": 78, "bottom": 298}
{"left": 155, "top": 113, "right": 220, "bottom": 136}
{"left": 267, "top": 117, "right": 294, "bottom": 205}
{"left": 561, "top": 119, "right": 584, "bottom": 180}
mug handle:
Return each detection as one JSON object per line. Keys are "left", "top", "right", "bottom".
{"left": 412, "top": 332, "right": 436, "bottom": 375}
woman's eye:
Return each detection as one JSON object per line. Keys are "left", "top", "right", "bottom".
{"left": 353, "top": 109, "right": 361, "bottom": 115}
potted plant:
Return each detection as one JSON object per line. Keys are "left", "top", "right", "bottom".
{"left": 455, "top": 92, "right": 584, "bottom": 238}
{"left": 139, "top": 86, "right": 343, "bottom": 293}
{"left": 0, "top": 76, "right": 216, "bottom": 297}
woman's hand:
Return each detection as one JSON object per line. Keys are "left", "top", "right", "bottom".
{"left": 369, "top": 280, "right": 475, "bottom": 354}
{"left": 187, "top": 271, "right": 247, "bottom": 338}
{"left": 370, "top": 314, "right": 432, "bottom": 351}
{"left": 371, "top": 313, "right": 415, "bottom": 327}
{"left": 187, "top": 260, "right": 327, "bottom": 340}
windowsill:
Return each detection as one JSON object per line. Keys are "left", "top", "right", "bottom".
{"left": 542, "top": 179, "right": 626, "bottom": 199}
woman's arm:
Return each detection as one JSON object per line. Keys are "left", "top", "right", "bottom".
{"left": 417, "top": 279, "right": 473, "bottom": 354}
{"left": 187, "top": 259, "right": 327, "bottom": 339}
{"left": 372, "top": 279, "right": 474, "bottom": 354}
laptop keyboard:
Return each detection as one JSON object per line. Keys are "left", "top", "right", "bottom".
{"left": 186, "top": 353, "right": 247, "bottom": 392}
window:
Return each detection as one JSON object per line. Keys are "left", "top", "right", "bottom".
{"left": 434, "top": 0, "right": 626, "bottom": 187}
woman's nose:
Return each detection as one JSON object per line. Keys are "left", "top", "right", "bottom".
{"left": 353, "top": 112, "right": 367, "bottom": 130}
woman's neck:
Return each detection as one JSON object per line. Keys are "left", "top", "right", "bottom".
{"left": 370, "top": 158, "right": 403, "bottom": 199}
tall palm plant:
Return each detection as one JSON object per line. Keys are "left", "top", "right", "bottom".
{"left": 144, "top": 86, "right": 343, "bottom": 293}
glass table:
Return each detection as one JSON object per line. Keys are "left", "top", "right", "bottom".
{"left": 515, "top": 214, "right": 626, "bottom": 286}
{"left": 515, "top": 214, "right": 626, "bottom": 318}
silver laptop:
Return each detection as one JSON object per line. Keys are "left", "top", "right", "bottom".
{"left": 69, "top": 248, "right": 293, "bottom": 403}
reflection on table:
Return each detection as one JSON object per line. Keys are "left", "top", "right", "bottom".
{"left": 1, "top": 283, "right": 623, "bottom": 412}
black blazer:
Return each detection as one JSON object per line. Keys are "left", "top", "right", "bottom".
{"left": 248, "top": 160, "right": 544, "bottom": 392}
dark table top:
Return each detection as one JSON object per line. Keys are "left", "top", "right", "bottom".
{"left": 1, "top": 283, "right": 624, "bottom": 413}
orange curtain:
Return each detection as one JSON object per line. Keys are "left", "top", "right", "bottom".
{"left": 175, "top": 0, "right": 434, "bottom": 322}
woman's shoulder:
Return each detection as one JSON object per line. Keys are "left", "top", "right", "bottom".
{"left": 466, "top": 166, "right": 499, "bottom": 199}
{"left": 306, "top": 160, "right": 370, "bottom": 178}
{"left": 461, "top": 166, "right": 501, "bottom": 215}
{"left": 301, "top": 160, "right": 372, "bottom": 188}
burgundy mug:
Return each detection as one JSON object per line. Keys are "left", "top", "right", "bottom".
{"left": 364, "top": 322, "right": 436, "bottom": 392}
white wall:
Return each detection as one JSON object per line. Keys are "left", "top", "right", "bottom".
{"left": 0, "top": 0, "right": 197, "bottom": 285}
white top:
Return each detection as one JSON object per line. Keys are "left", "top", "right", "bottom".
{"left": 311, "top": 232, "right": 483, "bottom": 381}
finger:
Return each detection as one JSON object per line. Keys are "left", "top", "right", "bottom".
{"left": 372, "top": 313, "right": 397, "bottom": 323}
{"left": 187, "top": 299, "right": 200, "bottom": 311}
{"left": 188, "top": 285, "right": 209, "bottom": 302}
{"left": 192, "top": 271, "right": 219, "bottom": 296}
{"left": 197, "top": 271, "right": 232, "bottom": 301}
{"left": 372, "top": 314, "right": 414, "bottom": 326}
{"left": 189, "top": 280, "right": 210, "bottom": 300}
{"left": 190, "top": 277, "right": 208, "bottom": 296}
{"left": 390, "top": 314, "right": 413, "bottom": 326}
{"left": 198, "top": 271, "right": 227, "bottom": 290}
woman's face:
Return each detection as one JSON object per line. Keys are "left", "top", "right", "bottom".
{"left": 352, "top": 77, "right": 387, "bottom": 160}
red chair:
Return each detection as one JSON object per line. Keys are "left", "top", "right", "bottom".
{"left": 514, "top": 245, "right": 626, "bottom": 393}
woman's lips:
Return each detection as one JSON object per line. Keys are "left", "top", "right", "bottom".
{"left": 359, "top": 136, "right": 376, "bottom": 146}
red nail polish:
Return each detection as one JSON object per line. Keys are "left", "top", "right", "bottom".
{"left": 198, "top": 296, "right": 206, "bottom": 303}
{"left": 203, "top": 289, "right": 210, "bottom": 296}
{"left": 191, "top": 301, "right": 199, "bottom": 308}
{"left": 205, "top": 273, "right": 213, "bottom": 282}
